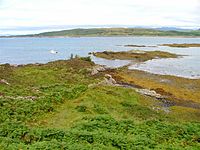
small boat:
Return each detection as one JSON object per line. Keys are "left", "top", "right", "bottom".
{"left": 49, "top": 50, "right": 58, "bottom": 54}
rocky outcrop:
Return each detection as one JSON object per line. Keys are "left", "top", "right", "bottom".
{"left": 89, "top": 73, "right": 165, "bottom": 99}
{"left": 90, "top": 65, "right": 107, "bottom": 75}
{"left": 135, "top": 89, "right": 165, "bottom": 99}
{"left": 104, "top": 74, "right": 117, "bottom": 85}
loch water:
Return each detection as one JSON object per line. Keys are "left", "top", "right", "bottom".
{"left": 0, "top": 37, "right": 199, "bottom": 78}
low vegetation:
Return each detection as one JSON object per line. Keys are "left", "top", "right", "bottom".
{"left": 92, "top": 50, "right": 178, "bottom": 62}
{"left": 0, "top": 58, "right": 199, "bottom": 149}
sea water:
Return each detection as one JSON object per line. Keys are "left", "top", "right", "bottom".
{"left": 0, "top": 37, "right": 199, "bottom": 78}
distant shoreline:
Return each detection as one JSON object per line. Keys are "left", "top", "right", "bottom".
{"left": 1, "top": 35, "right": 200, "bottom": 38}
{"left": 1, "top": 28, "right": 200, "bottom": 38}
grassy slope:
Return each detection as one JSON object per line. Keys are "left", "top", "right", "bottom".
{"left": 0, "top": 58, "right": 200, "bottom": 149}
{"left": 18, "top": 28, "right": 200, "bottom": 37}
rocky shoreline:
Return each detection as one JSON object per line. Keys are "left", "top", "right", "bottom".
{"left": 1, "top": 52, "right": 200, "bottom": 113}
{"left": 89, "top": 50, "right": 200, "bottom": 112}
{"left": 89, "top": 65, "right": 200, "bottom": 111}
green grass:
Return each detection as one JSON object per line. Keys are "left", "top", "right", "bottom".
{"left": 0, "top": 58, "right": 199, "bottom": 149}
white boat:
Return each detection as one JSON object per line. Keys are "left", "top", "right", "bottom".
{"left": 49, "top": 50, "right": 58, "bottom": 54}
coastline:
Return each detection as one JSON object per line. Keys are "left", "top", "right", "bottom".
{"left": 0, "top": 57, "right": 200, "bottom": 148}
{"left": 1, "top": 35, "right": 200, "bottom": 38}
{"left": 1, "top": 57, "right": 200, "bottom": 107}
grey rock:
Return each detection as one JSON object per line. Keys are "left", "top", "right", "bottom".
{"left": 103, "top": 74, "right": 117, "bottom": 85}
{"left": 135, "top": 89, "right": 165, "bottom": 99}
{"left": 91, "top": 65, "right": 107, "bottom": 75}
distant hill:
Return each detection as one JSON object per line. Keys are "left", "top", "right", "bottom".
{"left": 2, "top": 28, "right": 200, "bottom": 37}
{"left": 154, "top": 27, "right": 190, "bottom": 31}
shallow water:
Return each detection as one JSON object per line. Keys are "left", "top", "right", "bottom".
{"left": 0, "top": 37, "right": 199, "bottom": 78}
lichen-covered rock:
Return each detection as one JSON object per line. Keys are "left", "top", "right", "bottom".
{"left": 91, "top": 65, "right": 106, "bottom": 75}
{"left": 135, "top": 89, "right": 165, "bottom": 99}
{"left": 104, "top": 74, "right": 117, "bottom": 85}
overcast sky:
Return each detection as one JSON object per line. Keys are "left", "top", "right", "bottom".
{"left": 0, "top": 0, "right": 199, "bottom": 34}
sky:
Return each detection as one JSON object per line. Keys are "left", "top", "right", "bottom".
{"left": 0, "top": 0, "right": 200, "bottom": 35}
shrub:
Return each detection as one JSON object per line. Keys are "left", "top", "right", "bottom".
{"left": 80, "top": 56, "right": 92, "bottom": 62}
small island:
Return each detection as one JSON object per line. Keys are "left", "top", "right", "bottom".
{"left": 123, "top": 44, "right": 157, "bottom": 47}
{"left": 92, "top": 50, "right": 179, "bottom": 62}
{"left": 160, "top": 43, "right": 200, "bottom": 48}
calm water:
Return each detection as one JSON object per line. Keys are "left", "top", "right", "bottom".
{"left": 0, "top": 37, "right": 200, "bottom": 78}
